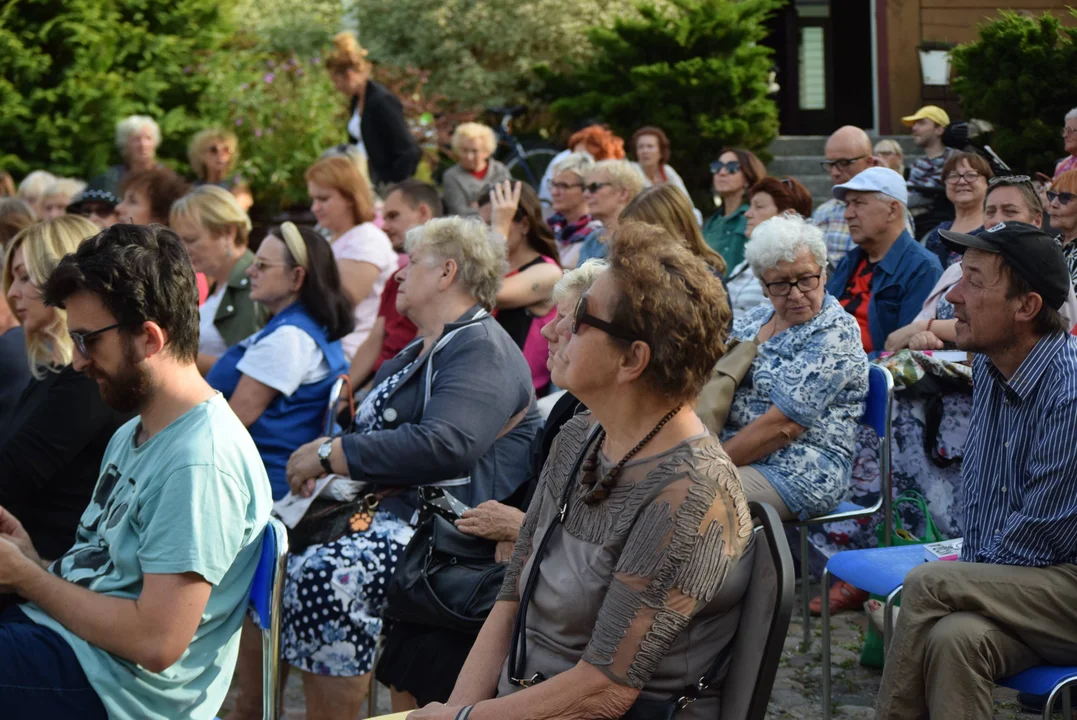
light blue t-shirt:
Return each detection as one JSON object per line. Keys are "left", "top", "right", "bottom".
{"left": 21, "top": 393, "right": 272, "bottom": 719}
{"left": 575, "top": 227, "right": 608, "bottom": 267}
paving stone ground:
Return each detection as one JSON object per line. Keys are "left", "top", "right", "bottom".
{"left": 220, "top": 584, "right": 1058, "bottom": 719}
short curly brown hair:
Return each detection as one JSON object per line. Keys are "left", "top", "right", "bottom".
{"left": 606, "top": 222, "right": 731, "bottom": 402}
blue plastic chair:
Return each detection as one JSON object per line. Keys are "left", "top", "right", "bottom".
{"left": 1000, "top": 666, "right": 1077, "bottom": 719}
{"left": 820, "top": 545, "right": 924, "bottom": 719}
{"left": 790, "top": 364, "right": 894, "bottom": 648}
{"left": 249, "top": 516, "right": 289, "bottom": 720}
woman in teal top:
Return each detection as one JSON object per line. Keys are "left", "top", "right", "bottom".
{"left": 702, "top": 147, "right": 766, "bottom": 274}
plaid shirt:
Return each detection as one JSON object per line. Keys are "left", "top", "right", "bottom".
{"left": 811, "top": 199, "right": 918, "bottom": 266}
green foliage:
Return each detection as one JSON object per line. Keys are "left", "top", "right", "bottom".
{"left": 951, "top": 10, "right": 1077, "bottom": 175}
{"left": 0, "top": 0, "right": 235, "bottom": 179}
{"left": 539, "top": 0, "right": 782, "bottom": 211}
{"left": 348, "top": 0, "right": 647, "bottom": 110}
{"left": 197, "top": 40, "right": 344, "bottom": 211}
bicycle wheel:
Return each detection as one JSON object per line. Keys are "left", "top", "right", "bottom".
{"left": 507, "top": 148, "right": 559, "bottom": 189}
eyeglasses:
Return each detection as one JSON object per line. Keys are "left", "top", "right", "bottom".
{"left": 549, "top": 181, "right": 584, "bottom": 192}
{"left": 709, "top": 160, "right": 741, "bottom": 175}
{"left": 208, "top": 144, "right": 234, "bottom": 155}
{"left": 988, "top": 175, "right": 1032, "bottom": 187}
{"left": 820, "top": 156, "right": 867, "bottom": 172}
{"left": 69, "top": 323, "right": 122, "bottom": 359}
{"left": 1063, "top": 127, "right": 1077, "bottom": 137}
{"left": 251, "top": 259, "right": 292, "bottom": 272}
{"left": 1047, "top": 190, "right": 1076, "bottom": 206}
{"left": 583, "top": 182, "right": 613, "bottom": 194}
{"left": 763, "top": 274, "right": 822, "bottom": 297}
{"left": 945, "top": 170, "right": 982, "bottom": 185}
{"left": 572, "top": 293, "right": 637, "bottom": 342}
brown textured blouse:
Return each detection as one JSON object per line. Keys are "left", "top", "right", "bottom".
{"left": 496, "top": 412, "right": 754, "bottom": 717}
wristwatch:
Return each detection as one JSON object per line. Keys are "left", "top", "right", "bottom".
{"left": 318, "top": 439, "right": 334, "bottom": 474}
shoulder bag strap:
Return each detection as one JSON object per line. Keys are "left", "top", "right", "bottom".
{"left": 508, "top": 423, "right": 601, "bottom": 687}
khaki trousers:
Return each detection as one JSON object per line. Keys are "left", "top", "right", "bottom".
{"left": 737, "top": 465, "right": 795, "bottom": 520}
{"left": 875, "top": 560, "right": 1077, "bottom": 720}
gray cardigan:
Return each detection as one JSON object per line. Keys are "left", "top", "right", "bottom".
{"left": 441, "top": 160, "right": 512, "bottom": 217}
{"left": 341, "top": 305, "right": 540, "bottom": 516}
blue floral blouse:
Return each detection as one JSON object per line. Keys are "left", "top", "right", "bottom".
{"left": 721, "top": 294, "right": 870, "bottom": 519}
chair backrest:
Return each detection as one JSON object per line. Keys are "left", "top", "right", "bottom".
{"left": 324, "top": 376, "right": 348, "bottom": 436}
{"left": 861, "top": 364, "right": 893, "bottom": 440}
{"left": 720, "top": 501, "right": 795, "bottom": 720}
{"left": 249, "top": 516, "right": 289, "bottom": 630}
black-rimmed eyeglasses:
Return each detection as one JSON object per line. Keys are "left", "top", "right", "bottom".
{"left": 572, "top": 293, "right": 637, "bottom": 342}
{"left": 763, "top": 274, "right": 822, "bottom": 297}
{"left": 69, "top": 323, "right": 122, "bottom": 358}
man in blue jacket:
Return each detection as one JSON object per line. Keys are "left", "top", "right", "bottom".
{"left": 826, "top": 167, "right": 943, "bottom": 356}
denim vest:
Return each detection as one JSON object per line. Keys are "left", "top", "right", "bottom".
{"left": 207, "top": 303, "right": 347, "bottom": 499}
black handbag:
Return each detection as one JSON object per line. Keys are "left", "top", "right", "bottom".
{"left": 384, "top": 508, "right": 506, "bottom": 634}
{"left": 507, "top": 425, "right": 732, "bottom": 718}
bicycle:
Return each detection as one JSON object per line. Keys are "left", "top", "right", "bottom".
{"left": 488, "top": 106, "right": 559, "bottom": 192}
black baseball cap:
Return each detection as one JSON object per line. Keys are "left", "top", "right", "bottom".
{"left": 940, "top": 221, "right": 1069, "bottom": 310}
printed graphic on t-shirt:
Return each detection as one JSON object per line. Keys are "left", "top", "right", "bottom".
{"left": 840, "top": 257, "right": 875, "bottom": 353}
{"left": 50, "top": 462, "right": 134, "bottom": 588}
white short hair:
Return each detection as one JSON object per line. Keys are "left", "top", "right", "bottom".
{"left": 744, "top": 213, "right": 828, "bottom": 277}
{"left": 16, "top": 170, "right": 56, "bottom": 204}
{"left": 115, "top": 115, "right": 161, "bottom": 153}
{"left": 43, "top": 178, "right": 87, "bottom": 202}
{"left": 404, "top": 216, "right": 507, "bottom": 309}
{"left": 550, "top": 152, "right": 594, "bottom": 180}
{"left": 553, "top": 258, "right": 607, "bottom": 304}
{"left": 1066, "top": 107, "right": 1077, "bottom": 122}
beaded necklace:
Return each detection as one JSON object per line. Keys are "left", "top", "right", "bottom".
{"left": 580, "top": 405, "right": 683, "bottom": 505}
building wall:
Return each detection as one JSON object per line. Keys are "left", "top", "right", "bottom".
{"left": 881, "top": 0, "right": 1075, "bottom": 133}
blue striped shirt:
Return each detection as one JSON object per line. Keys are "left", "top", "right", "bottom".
{"left": 961, "top": 332, "right": 1077, "bottom": 566}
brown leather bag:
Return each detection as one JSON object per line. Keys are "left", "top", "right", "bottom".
{"left": 694, "top": 339, "right": 758, "bottom": 435}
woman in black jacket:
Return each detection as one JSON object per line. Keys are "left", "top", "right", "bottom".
{"left": 327, "top": 32, "right": 422, "bottom": 187}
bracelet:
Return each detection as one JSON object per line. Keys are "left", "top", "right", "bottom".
{"left": 455, "top": 706, "right": 475, "bottom": 720}
{"left": 926, "top": 319, "right": 935, "bottom": 333}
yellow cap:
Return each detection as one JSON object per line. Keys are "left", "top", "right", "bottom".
{"left": 902, "top": 105, "right": 950, "bottom": 128}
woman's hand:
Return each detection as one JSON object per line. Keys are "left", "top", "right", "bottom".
{"left": 456, "top": 501, "right": 526, "bottom": 542}
{"left": 495, "top": 540, "right": 516, "bottom": 563}
{"left": 407, "top": 702, "right": 462, "bottom": 719}
{"left": 907, "top": 330, "right": 944, "bottom": 351}
{"left": 286, "top": 437, "right": 330, "bottom": 497}
{"left": 490, "top": 180, "right": 522, "bottom": 241}
{"left": 884, "top": 319, "right": 928, "bottom": 353}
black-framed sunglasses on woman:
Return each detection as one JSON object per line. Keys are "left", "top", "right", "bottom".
{"left": 572, "top": 293, "right": 637, "bottom": 342}
{"left": 69, "top": 323, "right": 122, "bottom": 359}
{"left": 709, "top": 160, "right": 741, "bottom": 175}
{"left": 1047, "top": 190, "right": 1076, "bottom": 206}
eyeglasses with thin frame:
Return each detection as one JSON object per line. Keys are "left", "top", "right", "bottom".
{"left": 945, "top": 170, "right": 982, "bottom": 185}
{"left": 1047, "top": 190, "right": 1076, "bottom": 206}
{"left": 709, "top": 160, "right": 741, "bottom": 175}
{"left": 1063, "top": 127, "right": 1077, "bottom": 137}
{"left": 572, "top": 293, "right": 637, "bottom": 342}
{"left": 763, "top": 274, "right": 822, "bottom": 297}
{"left": 820, "top": 156, "right": 867, "bottom": 172}
{"left": 549, "top": 180, "right": 584, "bottom": 192}
{"left": 583, "top": 182, "right": 613, "bottom": 194}
{"left": 69, "top": 323, "right": 122, "bottom": 359}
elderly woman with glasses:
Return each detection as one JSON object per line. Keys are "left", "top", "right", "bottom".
{"left": 721, "top": 214, "right": 868, "bottom": 521}
{"left": 546, "top": 153, "right": 600, "bottom": 269}
{"left": 0, "top": 217, "right": 132, "bottom": 566}
{"left": 1053, "top": 107, "right": 1077, "bottom": 181}
{"left": 574, "top": 160, "right": 646, "bottom": 267}
{"left": 702, "top": 148, "right": 767, "bottom": 274}
{"left": 414, "top": 222, "right": 752, "bottom": 720}
{"left": 1048, "top": 170, "right": 1077, "bottom": 290}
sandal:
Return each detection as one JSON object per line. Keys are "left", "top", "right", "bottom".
{"left": 809, "top": 580, "right": 869, "bottom": 616}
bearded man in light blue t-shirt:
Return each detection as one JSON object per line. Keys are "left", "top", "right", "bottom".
{"left": 0, "top": 224, "right": 271, "bottom": 719}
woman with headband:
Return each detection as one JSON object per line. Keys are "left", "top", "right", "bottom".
{"left": 206, "top": 221, "right": 354, "bottom": 500}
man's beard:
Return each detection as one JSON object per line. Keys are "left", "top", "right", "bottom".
{"left": 88, "top": 341, "right": 154, "bottom": 414}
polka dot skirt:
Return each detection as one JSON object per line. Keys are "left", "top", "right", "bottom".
{"left": 281, "top": 510, "right": 414, "bottom": 676}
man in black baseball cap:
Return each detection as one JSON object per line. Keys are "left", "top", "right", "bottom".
{"left": 875, "top": 219, "right": 1077, "bottom": 719}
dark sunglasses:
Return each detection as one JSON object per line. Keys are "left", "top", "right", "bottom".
{"left": 709, "top": 160, "right": 741, "bottom": 175}
{"left": 572, "top": 293, "right": 637, "bottom": 342}
{"left": 583, "top": 182, "right": 613, "bottom": 194}
{"left": 820, "top": 156, "right": 867, "bottom": 172}
{"left": 549, "top": 180, "right": 584, "bottom": 192}
{"left": 69, "top": 323, "right": 122, "bottom": 359}
{"left": 1047, "top": 190, "right": 1076, "bottom": 206}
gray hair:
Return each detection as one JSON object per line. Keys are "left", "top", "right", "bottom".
{"left": 16, "top": 170, "right": 56, "bottom": 204}
{"left": 115, "top": 115, "right": 161, "bottom": 153}
{"left": 744, "top": 213, "right": 828, "bottom": 277}
{"left": 44, "top": 178, "right": 87, "bottom": 202}
{"left": 589, "top": 159, "right": 646, "bottom": 195}
{"left": 552, "top": 258, "right": 607, "bottom": 304}
{"left": 550, "top": 152, "right": 595, "bottom": 180}
{"left": 404, "top": 216, "right": 507, "bottom": 310}
{"left": 1066, "top": 107, "right": 1077, "bottom": 122}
